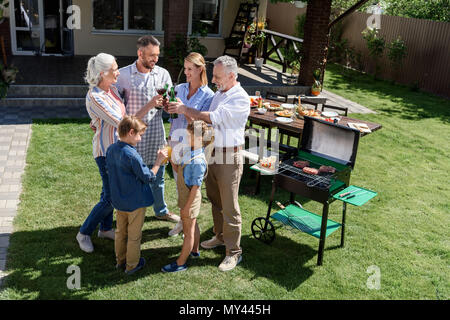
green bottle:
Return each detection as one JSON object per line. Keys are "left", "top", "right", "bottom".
{"left": 162, "top": 83, "right": 169, "bottom": 98}
{"left": 169, "top": 87, "right": 178, "bottom": 119}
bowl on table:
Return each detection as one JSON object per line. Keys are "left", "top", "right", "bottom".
{"left": 256, "top": 108, "right": 267, "bottom": 114}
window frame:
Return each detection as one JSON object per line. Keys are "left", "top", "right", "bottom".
{"left": 91, "top": 0, "right": 225, "bottom": 37}
{"left": 91, "top": 0, "right": 164, "bottom": 35}
{"left": 188, "top": 0, "right": 225, "bottom": 38}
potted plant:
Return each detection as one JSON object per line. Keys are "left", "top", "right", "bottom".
{"left": 0, "top": 0, "right": 9, "bottom": 23}
{"left": 311, "top": 68, "right": 322, "bottom": 96}
{"left": 245, "top": 19, "right": 266, "bottom": 68}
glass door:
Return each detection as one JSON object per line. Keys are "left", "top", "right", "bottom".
{"left": 10, "top": 0, "right": 44, "bottom": 55}
{"left": 60, "top": 0, "right": 74, "bottom": 55}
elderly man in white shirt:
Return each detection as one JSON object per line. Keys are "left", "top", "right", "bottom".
{"left": 168, "top": 55, "right": 250, "bottom": 272}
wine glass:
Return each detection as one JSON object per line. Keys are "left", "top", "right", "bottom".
{"left": 158, "top": 143, "right": 171, "bottom": 165}
{"left": 155, "top": 86, "right": 167, "bottom": 110}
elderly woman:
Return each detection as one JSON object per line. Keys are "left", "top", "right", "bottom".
{"left": 76, "top": 53, "right": 161, "bottom": 253}
{"left": 167, "top": 52, "right": 214, "bottom": 237}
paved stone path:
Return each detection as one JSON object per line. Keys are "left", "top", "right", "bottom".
{"left": 0, "top": 105, "right": 87, "bottom": 287}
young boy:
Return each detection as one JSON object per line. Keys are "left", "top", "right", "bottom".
{"left": 106, "top": 115, "right": 168, "bottom": 275}
{"left": 162, "top": 121, "right": 214, "bottom": 273}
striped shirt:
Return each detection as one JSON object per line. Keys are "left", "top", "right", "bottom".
{"left": 85, "top": 86, "right": 126, "bottom": 158}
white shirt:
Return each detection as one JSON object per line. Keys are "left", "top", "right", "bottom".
{"left": 209, "top": 83, "right": 250, "bottom": 148}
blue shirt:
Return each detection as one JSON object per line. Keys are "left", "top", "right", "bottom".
{"left": 106, "top": 141, "right": 155, "bottom": 212}
{"left": 181, "top": 148, "right": 207, "bottom": 187}
{"left": 169, "top": 83, "right": 214, "bottom": 142}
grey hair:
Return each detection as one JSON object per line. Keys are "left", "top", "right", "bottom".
{"left": 84, "top": 53, "right": 116, "bottom": 88}
{"left": 213, "top": 55, "right": 238, "bottom": 79}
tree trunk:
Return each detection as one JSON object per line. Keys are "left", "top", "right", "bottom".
{"left": 298, "top": 0, "right": 332, "bottom": 86}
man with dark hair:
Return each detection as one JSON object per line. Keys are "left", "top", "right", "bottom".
{"left": 115, "top": 35, "right": 180, "bottom": 223}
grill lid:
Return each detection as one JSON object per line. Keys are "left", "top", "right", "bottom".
{"left": 300, "top": 116, "right": 360, "bottom": 169}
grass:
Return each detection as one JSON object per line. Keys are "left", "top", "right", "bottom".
{"left": 1, "top": 64, "right": 449, "bottom": 300}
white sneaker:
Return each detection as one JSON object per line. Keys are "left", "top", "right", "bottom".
{"left": 168, "top": 220, "right": 183, "bottom": 236}
{"left": 218, "top": 255, "right": 242, "bottom": 272}
{"left": 200, "top": 235, "right": 225, "bottom": 249}
{"left": 98, "top": 229, "right": 115, "bottom": 240}
{"left": 76, "top": 232, "right": 94, "bottom": 253}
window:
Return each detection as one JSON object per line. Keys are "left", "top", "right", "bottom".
{"left": 191, "top": 0, "right": 222, "bottom": 35}
{"left": 93, "top": 0, "right": 124, "bottom": 30}
{"left": 128, "top": 0, "right": 156, "bottom": 30}
{"left": 91, "top": 0, "right": 223, "bottom": 36}
{"left": 92, "top": 0, "right": 163, "bottom": 33}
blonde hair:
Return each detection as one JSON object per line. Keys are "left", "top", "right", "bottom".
{"left": 185, "top": 52, "right": 208, "bottom": 86}
{"left": 118, "top": 115, "right": 147, "bottom": 138}
{"left": 84, "top": 53, "right": 116, "bottom": 88}
{"left": 186, "top": 120, "right": 214, "bottom": 148}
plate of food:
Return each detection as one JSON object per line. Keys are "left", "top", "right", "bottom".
{"left": 275, "top": 117, "right": 293, "bottom": 123}
{"left": 249, "top": 97, "right": 260, "bottom": 107}
{"left": 281, "top": 103, "right": 296, "bottom": 110}
{"left": 297, "top": 107, "right": 321, "bottom": 118}
{"left": 258, "top": 155, "right": 277, "bottom": 171}
{"left": 275, "top": 110, "right": 294, "bottom": 118}
{"left": 321, "top": 111, "right": 339, "bottom": 118}
{"left": 267, "top": 103, "right": 284, "bottom": 111}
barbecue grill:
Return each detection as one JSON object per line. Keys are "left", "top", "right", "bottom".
{"left": 251, "top": 116, "right": 362, "bottom": 266}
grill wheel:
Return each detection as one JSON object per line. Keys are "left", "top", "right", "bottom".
{"left": 251, "top": 217, "right": 275, "bottom": 244}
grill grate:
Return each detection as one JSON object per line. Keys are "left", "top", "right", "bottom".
{"left": 276, "top": 158, "right": 338, "bottom": 190}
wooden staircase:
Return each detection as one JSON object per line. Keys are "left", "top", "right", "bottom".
{"left": 223, "top": 2, "right": 259, "bottom": 62}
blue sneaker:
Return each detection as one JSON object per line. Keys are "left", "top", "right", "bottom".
{"left": 125, "top": 257, "right": 146, "bottom": 275}
{"left": 161, "top": 261, "right": 188, "bottom": 273}
{"left": 190, "top": 251, "right": 200, "bottom": 258}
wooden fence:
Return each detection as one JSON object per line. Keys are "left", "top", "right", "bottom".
{"left": 266, "top": 2, "right": 450, "bottom": 98}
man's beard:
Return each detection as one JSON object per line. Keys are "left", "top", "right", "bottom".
{"left": 142, "top": 61, "right": 155, "bottom": 70}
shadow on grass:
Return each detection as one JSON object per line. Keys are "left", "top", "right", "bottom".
{"left": 325, "top": 64, "right": 450, "bottom": 123}
{"left": 0, "top": 225, "right": 188, "bottom": 300}
{"left": 240, "top": 233, "right": 316, "bottom": 291}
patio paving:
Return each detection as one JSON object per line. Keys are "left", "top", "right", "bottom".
{"left": 7, "top": 55, "right": 375, "bottom": 114}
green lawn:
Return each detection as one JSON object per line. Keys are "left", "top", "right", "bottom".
{"left": 1, "top": 64, "right": 449, "bottom": 300}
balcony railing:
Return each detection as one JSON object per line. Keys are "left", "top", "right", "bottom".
{"left": 262, "top": 29, "right": 303, "bottom": 73}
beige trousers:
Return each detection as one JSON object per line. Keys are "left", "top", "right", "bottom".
{"left": 115, "top": 207, "right": 146, "bottom": 271}
{"left": 205, "top": 151, "right": 243, "bottom": 256}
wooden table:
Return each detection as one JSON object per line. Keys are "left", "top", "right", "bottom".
{"left": 248, "top": 105, "right": 382, "bottom": 143}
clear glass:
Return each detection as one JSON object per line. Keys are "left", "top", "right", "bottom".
{"left": 192, "top": 0, "right": 221, "bottom": 34}
{"left": 14, "top": 0, "right": 40, "bottom": 28}
{"left": 93, "top": 0, "right": 124, "bottom": 30}
{"left": 129, "top": 0, "right": 155, "bottom": 30}
{"left": 16, "top": 30, "right": 39, "bottom": 51}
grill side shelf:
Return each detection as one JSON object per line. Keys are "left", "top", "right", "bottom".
{"left": 271, "top": 205, "right": 341, "bottom": 239}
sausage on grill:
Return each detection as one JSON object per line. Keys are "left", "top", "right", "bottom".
{"left": 293, "top": 160, "right": 310, "bottom": 169}
{"left": 302, "top": 167, "right": 319, "bottom": 175}
{"left": 319, "top": 165, "right": 336, "bottom": 174}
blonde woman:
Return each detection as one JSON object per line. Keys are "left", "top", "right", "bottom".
{"left": 167, "top": 52, "right": 214, "bottom": 236}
